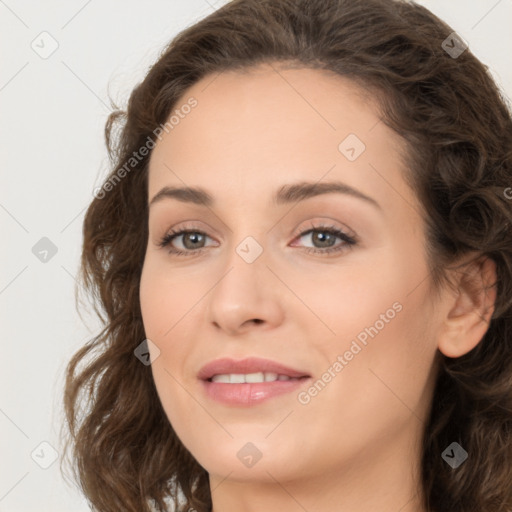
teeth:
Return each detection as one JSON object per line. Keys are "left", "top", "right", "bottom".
{"left": 210, "top": 372, "right": 294, "bottom": 383}
{"left": 246, "top": 372, "right": 265, "bottom": 383}
{"left": 211, "top": 374, "right": 230, "bottom": 383}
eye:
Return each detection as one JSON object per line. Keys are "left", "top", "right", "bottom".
{"left": 157, "top": 228, "right": 215, "bottom": 256}
{"left": 157, "top": 223, "right": 357, "bottom": 257}
{"left": 291, "top": 223, "right": 357, "bottom": 255}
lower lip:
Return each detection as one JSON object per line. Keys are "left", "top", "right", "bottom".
{"left": 201, "top": 378, "right": 310, "bottom": 406}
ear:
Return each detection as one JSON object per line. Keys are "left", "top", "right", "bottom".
{"left": 437, "top": 256, "right": 497, "bottom": 358}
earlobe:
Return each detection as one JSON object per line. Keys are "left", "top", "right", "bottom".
{"left": 437, "top": 256, "right": 497, "bottom": 359}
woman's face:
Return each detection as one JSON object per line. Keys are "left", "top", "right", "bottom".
{"left": 140, "top": 64, "right": 444, "bottom": 488}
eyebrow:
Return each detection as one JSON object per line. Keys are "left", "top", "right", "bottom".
{"left": 149, "top": 181, "right": 381, "bottom": 210}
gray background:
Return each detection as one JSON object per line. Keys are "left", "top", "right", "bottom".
{"left": 1, "top": 1, "right": 511, "bottom": 510}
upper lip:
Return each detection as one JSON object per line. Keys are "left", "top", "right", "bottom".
{"left": 198, "top": 357, "right": 311, "bottom": 381}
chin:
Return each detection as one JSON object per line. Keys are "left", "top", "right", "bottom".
{"left": 183, "top": 433, "right": 295, "bottom": 481}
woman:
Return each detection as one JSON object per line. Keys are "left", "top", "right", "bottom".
{"left": 61, "top": 0, "right": 512, "bottom": 511}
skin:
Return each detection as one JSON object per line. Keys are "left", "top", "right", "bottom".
{"left": 139, "top": 63, "right": 496, "bottom": 512}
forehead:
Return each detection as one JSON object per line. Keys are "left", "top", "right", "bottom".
{"left": 147, "top": 63, "right": 410, "bottom": 211}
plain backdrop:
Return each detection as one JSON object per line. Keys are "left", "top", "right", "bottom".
{"left": 1, "top": 1, "right": 511, "bottom": 510}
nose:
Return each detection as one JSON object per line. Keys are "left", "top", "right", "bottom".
{"left": 205, "top": 239, "right": 285, "bottom": 336}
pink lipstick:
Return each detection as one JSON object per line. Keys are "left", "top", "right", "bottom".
{"left": 198, "top": 357, "right": 311, "bottom": 406}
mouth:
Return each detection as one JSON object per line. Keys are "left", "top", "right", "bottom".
{"left": 198, "top": 357, "right": 311, "bottom": 406}
{"left": 198, "top": 356, "right": 311, "bottom": 381}
{"left": 207, "top": 372, "right": 308, "bottom": 383}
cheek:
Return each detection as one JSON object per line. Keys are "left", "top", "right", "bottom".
{"left": 139, "top": 260, "right": 203, "bottom": 406}
{"left": 308, "top": 246, "right": 437, "bottom": 408}
{"left": 323, "top": 287, "right": 435, "bottom": 418}
{"left": 139, "top": 267, "right": 191, "bottom": 436}
{"left": 139, "top": 257, "right": 202, "bottom": 339}
{"left": 293, "top": 290, "right": 437, "bottom": 464}
{"left": 297, "top": 257, "right": 407, "bottom": 347}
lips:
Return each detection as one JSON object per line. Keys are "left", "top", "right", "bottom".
{"left": 198, "top": 357, "right": 312, "bottom": 406}
{"left": 198, "top": 357, "right": 311, "bottom": 381}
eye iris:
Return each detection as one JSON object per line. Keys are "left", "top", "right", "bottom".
{"left": 312, "top": 231, "right": 336, "bottom": 248}
{"left": 183, "top": 232, "right": 205, "bottom": 249}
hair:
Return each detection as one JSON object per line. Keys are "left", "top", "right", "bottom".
{"left": 61, "top": 0, "right": 512, "bottom": 511}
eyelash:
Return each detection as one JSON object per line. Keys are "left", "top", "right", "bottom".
{"left": 157, "top": 223, "right": 357, "bottom": 257}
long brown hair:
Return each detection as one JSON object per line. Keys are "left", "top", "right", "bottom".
{"left": 61, "top": 1, "right": 512, "bottom": 511}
